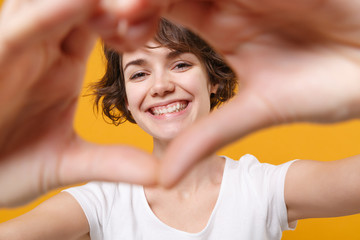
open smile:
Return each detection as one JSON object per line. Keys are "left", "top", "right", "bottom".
{"left": 148, "top": 100, "right": 189, "bottom": 116}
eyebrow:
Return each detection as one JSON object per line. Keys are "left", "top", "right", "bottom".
{"left": 123, "top": 50, "right": 186, "bottom": 72}
{"left": 123, "top": 59, "right": 146, "bottom": 72}
{"left": 167, "top": 50, "right": 184, "bottom": 60}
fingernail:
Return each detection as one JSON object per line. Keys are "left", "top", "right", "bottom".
{"left": 117, "top": 19, "right": 129, "bottom": 37}
{"left": 89, "top": 13, "right": 119, "bottom": 38}
{"left": 116, "top": 0, "right": 138, "bottom": 13}
{"left": 125, "top": 19, "right": 154, "bottom": 41}
{"left": 100, "top": 0, "right": 114, "bottom": 11}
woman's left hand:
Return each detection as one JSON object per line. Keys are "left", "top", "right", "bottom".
{"left": 127, "top": 0, "right": 360, "bottom": 186}
{"left": 103, "top": 0, "right": 360, "bottom": 186}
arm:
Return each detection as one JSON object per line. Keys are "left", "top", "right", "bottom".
{"left": 0, "top": 192, "right": 89, "bottom": 240}
{"left": 285, "top": 155, "right": 360, "bottom": 223}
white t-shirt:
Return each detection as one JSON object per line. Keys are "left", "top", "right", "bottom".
{"left": 65, "top": 154, "right": 296, "bottom": 240}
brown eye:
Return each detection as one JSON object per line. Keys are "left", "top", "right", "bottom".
{"left": 130, "top": 72, "right": 148, "bottom": 80}
{"left": 173, "top": 62, "right": 192, "bottom": 71}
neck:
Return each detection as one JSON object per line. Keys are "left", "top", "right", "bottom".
{"left": 152, "top": 137, "right": 170, "bottom": 159}
{"left": 175, "top": 154, "right": 224, "bottom": 194}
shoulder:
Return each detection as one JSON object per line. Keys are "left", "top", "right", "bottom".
{"left": 223, "top": 154, "right": 296, "bottom": 194}
{"left": 63, "top": 182, "right": 139, "bottom": 238}
{"left": 65, "top": 181, "right": 132, "bottom": 197}
{"left": 64, "top": 182, "right": 136, "bottom": 218}
{"left": 64, "top": 181, "right": 137, "bottom": 207}
{"left": 223, "top": 154, "right": 296, "bottom": 231}
{"left": 224, "top": 154, "right": 295, "bottom": 175}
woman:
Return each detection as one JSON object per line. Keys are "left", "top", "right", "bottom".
{"left": 1, "top": 18, "right": 350, "bottom": 240}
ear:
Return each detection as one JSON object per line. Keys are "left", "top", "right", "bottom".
{"left": 210, "top": 83, "right": 219, "bottom": 95}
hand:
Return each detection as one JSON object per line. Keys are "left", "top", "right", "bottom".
{"left": 152, "top": 0, "right": 360, "bottom": 185}
{"left": 90, "top": 0, "right": 164, "bottom": 51}
{"left": 0, "top": 0, "right": 158, "bottom": 207}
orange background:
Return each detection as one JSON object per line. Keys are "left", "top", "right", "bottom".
{"left": 1, "top": 1, "right": 360, "bottom": 239}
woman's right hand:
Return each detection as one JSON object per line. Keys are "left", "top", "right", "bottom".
{"left": 0, "top": 0, "right": 159, "bottom": 207}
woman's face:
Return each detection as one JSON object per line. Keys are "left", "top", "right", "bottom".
{"left": 123, "top": 41, "right": 217, "bottom": 142}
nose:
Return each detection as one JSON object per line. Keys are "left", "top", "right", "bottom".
{"left": 150, "top": 73, "right": 175, "bottom": 97}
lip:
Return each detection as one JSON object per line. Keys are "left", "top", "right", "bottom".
{"left": 145, "top": 100, "right": 191, "bottom": 119}
{"left": 146, "top": 99, "right": 190, "bottom": 110}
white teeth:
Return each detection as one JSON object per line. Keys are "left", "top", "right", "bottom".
{"left": 151, "top": 102, "right": 187, "bottom": 116}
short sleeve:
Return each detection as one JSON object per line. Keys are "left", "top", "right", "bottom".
{"left": 264, "top": 159, "right": 297, "bottom": 231}
{"left": 238, "top": 154, "right": 297, "bottom": 232}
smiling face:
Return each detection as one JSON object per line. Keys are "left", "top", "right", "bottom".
{"left": 123, "top": 41, "right": 218, "bottom": 143}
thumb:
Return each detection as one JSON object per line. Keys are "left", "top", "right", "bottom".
{"left": 0, "top": 139, "right": 159, "bottom": 207}
{"left": 57, "top": 139, "right": 159, "bottom": 189}
{"left": 160, "top": 89, "right": 276, "bottom": 187}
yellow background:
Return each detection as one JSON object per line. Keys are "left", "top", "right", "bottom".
{"left": 1, "top": 1, "right": 360, "bottom": 238}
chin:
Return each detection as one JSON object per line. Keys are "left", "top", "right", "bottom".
{"left": 156, "top": 131, "right": 181, "bottom": 142}
{"left": 150, "top": 127, "right": 184, "bottom": 143}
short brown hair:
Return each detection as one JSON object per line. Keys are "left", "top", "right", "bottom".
{"left": 92, "top": 18, "right": 237, "bottom": 125}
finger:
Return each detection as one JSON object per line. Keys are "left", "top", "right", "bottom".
{"left": 101, "top": 0, "right": 172, "bottom": 19}
{"left": 160, "top": 89, "right": 278, "bottom": 187}
{"left": 163, "top": 0, "right": 260, "bottom": 53}
{"left": 61, "top": 24, "right": 97, "bottom": 60}
{"left": 92, "top": 0, "right": 174, "bottom": 52}
{"left": 91, "top": 12, "right": 160, "bottom": 52}
{"left": 0, "top": 0, "right": 98, "bottom": 50}
{"left": 100, "top": 0, "right": 146, "bottom": 18}
{"left": 55, "top": 138, "right": 159, "bottom": 190}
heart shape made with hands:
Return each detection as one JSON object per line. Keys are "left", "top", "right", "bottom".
{"left": 1, "top": 0, "right": 359, "bottom": 207}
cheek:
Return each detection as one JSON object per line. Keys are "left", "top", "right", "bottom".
{"left": 125, "top": 84, "right": 142, "bottom": 111}
{"left": 125, "top": 81, "right": 152, "bottom": 113}
{"left": 182, "top": 71, "right": 212, "bottom": 99}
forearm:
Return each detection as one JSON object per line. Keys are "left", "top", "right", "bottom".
{"left": 286, "top": 154, "right": 360, "bottom": 222}
{"left": 0, "top": 221, "right": 89, "bottom": 240}
{"left": 0, "top": 193, "right": 89, "bottom": 240}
